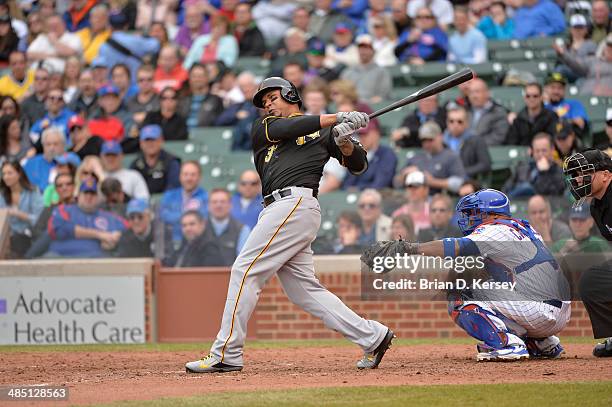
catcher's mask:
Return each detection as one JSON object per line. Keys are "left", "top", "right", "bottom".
{"left": 456, "top": 189, "right": 511, "bottom": 236}
{"left": 252, "top": 77, "right": 302, "bottom": 109}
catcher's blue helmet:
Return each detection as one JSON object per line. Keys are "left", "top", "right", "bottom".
{"left": 455, "top": 189, "right": 511, "bottom": 235}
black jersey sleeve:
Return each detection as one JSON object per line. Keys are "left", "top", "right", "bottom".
{"left": 327, "top": 132, "right": 368, "bottom": 175}
{"left": 259, "top": 114, "right": 322, "bottom": 143}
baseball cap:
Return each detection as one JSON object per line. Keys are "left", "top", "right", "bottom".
{"left": 109, "top": 12, "right": 128, "bottom": 29}
{"left": 307, "top": 38, "right": 326, "bottom": 56}
{"left": 569, "top": 14, "right": 588, "bottom": 27}
{"left": 553, "top": 120, "right": 574, "bottom": 139}
{"left": 405, "top": 171, "right": 425, "bottom": 187}
{"left": 54, "top": 152, "right": 81, "bottom": 167}
{"left": 356, "top": 34, "right": 374, "bottom": 47}
{"left": 127, "top": 199, "right": 150, "bottom": 215}
{"left": 334, "top": 22, "right": 351, "bottom": 34}
{"left": 68, "top": 115, "right": 85, "bottom": 130}
{"left": 418, "top": 121, "right": 442, "bottom": 140}
{"left": 569, "top": 203, "right": 590, "bottom": 220}
{"left": 101, "top": 140, "right": 123, "bottom": 155}
{"left": 546, "top": 72, "right": 567, "bottom": 86}
{"left": 140, "top": 124, "right": 163, "bottom": 141}
{"left": 98, "top": 84, "right": 119, "bottom": 97}
{"left": 79, "top": 179, "right": 98, "bottom": 193}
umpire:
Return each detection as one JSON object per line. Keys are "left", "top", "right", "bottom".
{"left": 564, "top": 149, "right": 612, "bottom": 357}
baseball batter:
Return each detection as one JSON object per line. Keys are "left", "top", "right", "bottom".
{"left": 402, "top": 189, "right": 571, "bottom": 361}
{"left": 185, "top": 77, "right": 394, "bottom": 373}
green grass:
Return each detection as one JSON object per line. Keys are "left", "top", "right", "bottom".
{"left": 0, "top": 337, "right": 597, "bottom": 353}
{"left": 99, "top": 382, "right": 612, "bottom": 407}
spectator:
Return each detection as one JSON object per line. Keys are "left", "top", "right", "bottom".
{"left": 303, "top": 82, "right": 330, "bottom": 116}
{"left": 544, "top": 72, "right": 589, "bottom": 139}
{"left": 0, "top": 159, "right": 43, "bottom": 257}
{"left": 552, "top": 15, "right": 598, "bottom": 83}
{"left": 175, "top": 4, "right": 211, "bottom": 55}
{"left": 75, "top": 3, "right": 111, "bottom": 65}
{"left": 397, "top": 121, "right": 466, "bottom": 194}
{"left": 391, "top": 95, "right": 446, "bottom": 148}
{"left": 87, "top": 84, "right": 129, "bottom": 143}
{"left": 0, "top": 115, "right": 31, "bottom": 164}
{"left": 590, "top": 0, "right": 611, "bottom": 44}
{"left": 0, "top": 51, "right": 33, "bottom": 100}
{"left": 319, "top": 159, "right": 347, "bottom": 195}
{"left": 128, "top": 64, "right": 159, "bottom": 128}
{"left": 552, "top": 203, "right": 610, "bottom": 254}
{"left": 554, "top": 33, "right": 612, "bottom": 97}
{"left": 63, "top": 0, "right": 96, "bottom": 32}
{"left": 111, "top": 63, "right": 138, "bottom": 103}
{"left": 332, "top": 210, "right": 364, "bottom": 254}
{"left": 390, "top": 214, "right": 416, "bottom": 241}
{"left": 153, "top": 44, "right": 188, "bottom": 93}
{"left": 526, "top": 194, "right": 571, "bottom": 244}
{"left": 513, "top": 0, "right": 565, "bottom": 39}
{"left": 24, "top": 11, "right": 43, "bottom": 50}
{"left": 417, "top": 193, "right": 462, "bottom": 241}
{"left": 282, "top": 61, "right": 306, "bottom": 95}
{"left": 342, "top": 118, "right": 397, "bottom": 190}
{"left": 130, "top": 124, "right": 180, "bottom": 194}
{"left": 68, "top": 69, "right": 98, "bottom": 118}
{"left": 215, "top": 72, "right": 259, "bottom": 150}
{"left": 392, "top": 170, "right": 431, "bottom": 234}
{"left": 68, "top": 115, "right": 103, "bottom": 159}
{"left": 391, "top": 0, "right": 410, "bottom": 38}
{"left": 42, "top": 151, "right": 80, "bottom": 206}
{"left": 365, "top": 16, "right": 398, "bottom": 68}
{"left": 26, "top": 172, "right": 76, "bottom": 258}
{"left": 179, "top": 64, "right": 224, "bottom": 128}
{"left": 0, "top": 14, "right": 18, "bottom": 67}
{"left": 291, "top": 6, "right": 311, "bottom": 34}
{"left": 357, "top": 0, "right": 390, "bottom": 37}
{"left": 24, "top": 127, "right": 65, "bottom": 192}
{"left": 233, "top": 2, "right": 265, "bottom": 57}
{"left": 90, "top": 56, "right": 109, "bottom": 88}
{"left": 183, "top": 15, "right": 238, "bottom": 69}
{"left": 553, "top": 120, "right": 581, "bottom": 165}
{"left": 304, "top": 37, "right": 342, "bottom": 85}
{"left": 231, "top": 169, "right": 262, "bottom": 230}
{"left": 100, "top": 140, "right": 150, "bottom": 200}
{"left": 29, "top": 88, "right": 74, "bottom": 151}
{"left": 324, "top": 23, "right": 359, "bottom": 69}
{"left": 135, "top": 0, "right": 176, "bottom": 31}
{"left": 340, "top": 34, "right": 392, "bottom": 104}
{"left": 357, "top": 188, "right": 391, "bottom": 245}
{"left": 448, "top": 6, "right": 487, "bottom": 64}
{"left": 18, "top": 67, "right": 49, "bottom": 125}
{"left": 504, "top": 132, "right": 566, "bottom": 197}
{"left": 468, "top": 78, "right": 509, "bottom": 146}
{"left": 62, "top": 56, "right": 81, "bottom": 103}
{"left": 308, "top": 0, "right": 352, "bottom": 43}
{"left": 143, "top": 86, "right": 188, "bottom": 141}
{"left": 394, "top": 7, "right": 448, "bottom": 64}
{"left": 0, "top": 96, "right": 28, "bottom": 142}
{"left": 202, "top": 188, "right": 250, "bottom": 266}
{"left": 329, "top": 79, "right": 372, "bottom": 113}
{"left": 47, "top": 179, "right": 126, "bottom": 257}
{"left": 108, "top": 0, "right": 137, "bottom": 30}
{"left": 268, "top": 28, "right": 309, "bottom": 76}
{"left": 75, "top": 154, "right": 105, "bottom": 188}
{"left": 506, "top": 82, "right": 559, "bottom": 146}
{"left": 117, "top": 198, "right": 154, "bottom": 257}
{"left": 26, "top": 13, "right": 82, "bottom": 74}
{"left": 160, "top": 160, "right": 208, "bottom": 243}
{"left": 251, "top": 0, "right": 295, "bottom": 47}
{"left": 165, "top": 210, "right": 222, "bottom": 267}
{"left": 100, "top": 176, "right": 128, "bottom": 217}
{"left": 407, "top": 0, "right": 454, "bottom": 29}
{"left": 443, "top": 105, "right": 491, "bottom": 179}
{"left": 476, "top": 1, "right": 515, "bottom": 40}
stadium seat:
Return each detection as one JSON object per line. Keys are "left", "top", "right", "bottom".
{"left": 189, "top": 127, "right": 234, "bottom": 153}
{"left": 490, "top": 87, "right": 524, "bottom": 111}
{"left": 488, "top": 145, "right": 529, "bottom": 189}
{"left": 492, "top": 49, "right": 536, "bottom": 63}
{"left": 234, "top": 56, "right": 271, "bottom": 77}
{"left": 317, "top": 190, "right": 359, "bottom": 235}
{"left": 164, "top": 140, "right": 205, "bottom": 161}
{"left": 521, "top": 36, "right": 556, "bottom": 50}
{"left": 487, "top": 39, "right": 521, "bottom": 53}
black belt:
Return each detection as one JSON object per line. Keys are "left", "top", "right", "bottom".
{"left": 543, "top": 299, "right": 563, "bottom": 308}
{"left": 263, "top": 188, "right": 293, "bottom": 207}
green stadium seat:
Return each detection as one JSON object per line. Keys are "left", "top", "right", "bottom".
{"left": 402, "top": 62, "right": 460, "bottom": 85}
{"left": 506, "top": 61, "right": 554, "bottom": 79}
{"left": 521, "top": 36, "right": 556, "bottom": 50}
{"left": 490, "top": 87, "right": 524, "bottom": 111}
{"left": 469, "top": 62, "right": 506, "bottom": 83}
{"left": 189, "top": 127, "right": 234, "bottom": 153}
{"left": 489, "top": 145, "right": 529, "bottom": 171}
{"left": 487, "top": 39, "right": 521, "bottom": 53}
{"left": 163, "top": 140, "right": 205, "bottom": 160}
{"left": 492, "top": 49, "right": 536, "bottom": 62}
{"left": 388, "top": 64, "right": 415, "bottom": 86}
{"left": 317, "top": 190, "right": 359, "bottom": 235}
{"left": 233, "top": 56, "right": 271, "bottom": 76}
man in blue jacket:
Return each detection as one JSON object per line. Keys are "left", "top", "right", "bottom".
{"left": 513, "top": 0, "right": 565, "bottom": 39}
{"left": 342, "top": 118, "right": 397, "bottom": 190}
{"left": 230, "top": 170, "right": 262, "bottom": 230}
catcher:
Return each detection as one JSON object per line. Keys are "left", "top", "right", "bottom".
{"left": 363, "top": 189, "right": 571, "bottom": 361}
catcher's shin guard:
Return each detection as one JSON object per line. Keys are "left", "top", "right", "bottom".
{"left": 449, "top": 301, "right": 513, "bottom": 349}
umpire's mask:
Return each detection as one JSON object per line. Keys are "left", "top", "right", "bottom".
{"left": 563, "top": 152, "right": 595, "bottom": 201}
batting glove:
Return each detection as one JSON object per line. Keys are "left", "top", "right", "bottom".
{"left": 336, "top": 111, "right": 369, "bottom": 129}
{"left": 332, "top": 122, "right": 356, "bottom": 146}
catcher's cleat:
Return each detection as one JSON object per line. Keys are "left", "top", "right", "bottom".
{"left": 593, "top": 338, "right": 612, "bottom": 357}
{"left": 357, "top": 329, "right": 395, "bottom": 369}
{"left": 185, "top": 353, "right": 243, "bottom": 373}
{"left": 476, "top": 345, "right": 529, "bottom": 362}
{"left": 525, "top": 339, "right": 565, "bottom": 359}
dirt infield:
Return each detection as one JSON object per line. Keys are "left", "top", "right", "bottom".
{"left": 2, "top": 344, "right": 611, "bottom": 406}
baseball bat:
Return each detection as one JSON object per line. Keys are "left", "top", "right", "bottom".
{"left": 369, "top": 68, "right": 474, "bottom": 119}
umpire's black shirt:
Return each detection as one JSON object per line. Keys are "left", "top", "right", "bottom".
{"left": 251, "top": 114, "right": 367, "bottom": 196}
{"left": 590, "top": 181, "right": 612, "bottom": 241}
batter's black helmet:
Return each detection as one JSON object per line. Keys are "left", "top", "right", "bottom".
{"left": 252, "top": 77, "right": 302, "bottom": 109}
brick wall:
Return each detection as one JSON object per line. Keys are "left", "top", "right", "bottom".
{"left": 253, "top": 272, "right": 593, "bottom": 340}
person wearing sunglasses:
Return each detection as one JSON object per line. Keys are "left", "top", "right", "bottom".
{"left": 357, "top": 188, "right": 391, "bottom": 245}
{"left": 143, "top": 86, "right": 188, "bottom": 141}
{"left": 29, "top": 88, "right": 75, "bottom": 153}
{"left": 117, "top": 198, "right": 154, "bottom": 258}
{"left": 394, "top": 7, "right": 448, "bottom": 64}
{"left": 230, "top": 169, "right": 262, "bottom": 230}
{"left": 417, "top": 193, "right": 462, "bottom": 241}
{"left": 20, "top": 66, "right": 51, "bottom": 125}
{"left": 506, "top": 82, "right": 559, "bottom": 146}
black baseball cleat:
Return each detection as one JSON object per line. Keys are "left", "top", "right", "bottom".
{"left": 357, "top": 329, "right": 396, "bottom": 369}
{"left": 593, "top": 338, "right": 612, "bottom": 357}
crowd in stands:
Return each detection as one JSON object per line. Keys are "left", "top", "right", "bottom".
{"left": 0, "top": 0, "right": 611, "bottom": 265}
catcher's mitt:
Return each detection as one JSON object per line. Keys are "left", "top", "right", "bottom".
{"left": 360, "top": 239, "right": 419, "bottom": 274}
